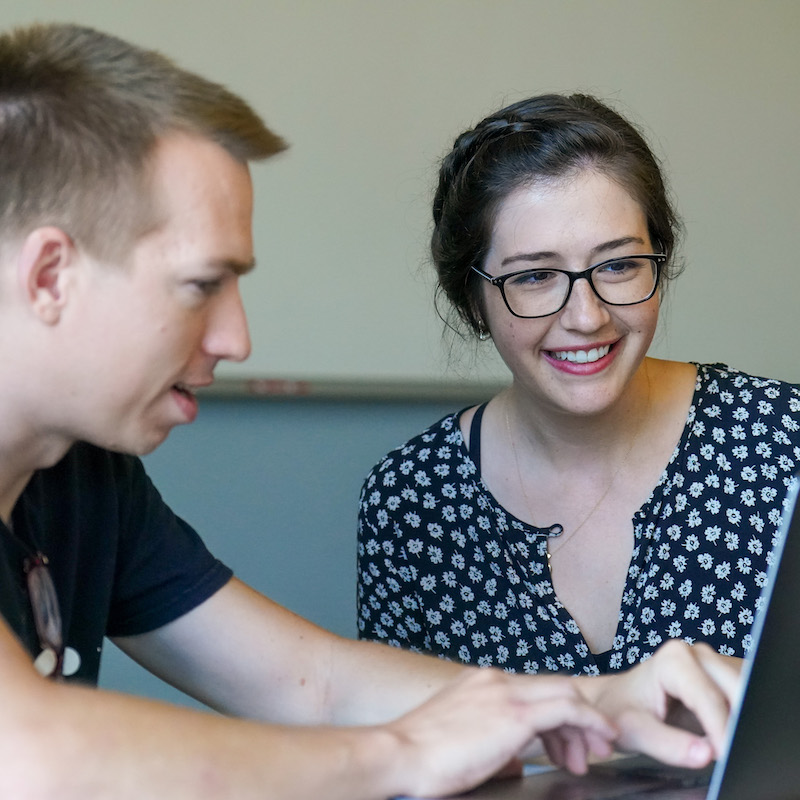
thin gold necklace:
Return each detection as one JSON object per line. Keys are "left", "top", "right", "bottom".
{"left": 504, "top": 370, "right": 650, "bottom": 567}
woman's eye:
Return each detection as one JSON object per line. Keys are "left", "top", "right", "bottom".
{"left": 595, "top": 258, "right": 648, "bottom": 282}
{"left": 510, "top": 270, "right": 554, "bottom": 289}
{"left": 605, "top": 261, "right": 631, "bottom": 273}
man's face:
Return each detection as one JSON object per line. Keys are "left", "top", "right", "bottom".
{"left": 59, "top": 131, "right": 255, "bottom": 455}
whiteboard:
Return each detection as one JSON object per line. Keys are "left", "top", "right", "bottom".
{"left": 3, "top": 1, "right": 799, "bottom": 385}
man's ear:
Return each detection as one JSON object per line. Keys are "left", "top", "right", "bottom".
{"left": 18, "top": 227, "right": 78, "bottom": 325}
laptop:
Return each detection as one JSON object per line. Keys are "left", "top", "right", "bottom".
{"left": 445, "top": 475, "right": 800, "bottom": 800}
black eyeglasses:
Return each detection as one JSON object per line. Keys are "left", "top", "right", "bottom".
{"left": 471, "top": 254, "right": 666, "bottom": 319}
{"left": 24, "top": 552, "right": 65, "bottom": 680}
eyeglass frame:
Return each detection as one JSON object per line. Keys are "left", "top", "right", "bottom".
{"left": 470, "top": 253, "right": 667, "bottom": 319}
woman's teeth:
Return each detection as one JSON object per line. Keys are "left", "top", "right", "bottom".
{"left": 550, "top": 345, "right": 611, "bottom": 364}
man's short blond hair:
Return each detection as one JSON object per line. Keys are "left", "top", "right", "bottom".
{"left": 0, "top": 23, "right": 287, "bottom": 260}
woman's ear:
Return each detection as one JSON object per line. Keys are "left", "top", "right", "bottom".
{"left": 18, "top": 227, "right": 77, "bottom": 325}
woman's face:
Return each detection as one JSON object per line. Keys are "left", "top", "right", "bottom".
{"left": 479, "top": 169, "right": 660, "bottom": 418}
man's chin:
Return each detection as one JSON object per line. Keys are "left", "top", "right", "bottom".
{"left": 101, "top": 426, "right": 175, "bottom": 457}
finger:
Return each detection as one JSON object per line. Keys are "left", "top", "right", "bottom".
{"left": 541, "top": 726, "right": 593, "bottom": 775}
{"left": 559, "top": 726, "right": 614, "bottom": 774}
{"left": 583, "top": 727, "right": 615, "bottom": 761}
{"left": 541, "top": 729, "right": 566, "bottom": 770}
{"left": 616, "top": 710, "right": 714, "bottom": 768}
{"left": 560, "top": 727, "right": 592, "bottom": 775}
{"left": 534, "top": 712, "right": 615, "bottom": 774}
{"left": 656, "top": 648, "right": 732, "bottom": 755}
{"left": 691, "top": 644, "right": 745, "bottom": 705}
{"left": 636, "top": 641, "right": 732, "bottom": 756}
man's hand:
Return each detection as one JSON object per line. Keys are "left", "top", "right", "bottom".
{"left": 576, "top": 640, "right": 742, "bottom": 768}
{"left": 384, "top": 668, "right": 617, "bottom": 799}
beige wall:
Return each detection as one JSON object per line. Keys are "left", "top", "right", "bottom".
{"left": 3, "top": 1, "right": 799, "bottom": 383}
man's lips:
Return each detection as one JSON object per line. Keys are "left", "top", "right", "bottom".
{"left": 172, "top": 382, "right": 196, "bottom": 397}
{"left": 173, "top": 376, "right": 215, "bottom": 395}
{"left": 171, "top": 383, "right": 200, "bottom": 423}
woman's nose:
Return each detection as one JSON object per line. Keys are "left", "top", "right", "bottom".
{"left": 557, "top": 276, "right": 611, "bottom": 331}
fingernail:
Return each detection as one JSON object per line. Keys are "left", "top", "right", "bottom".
{"left": 688, "top": 740, "right": 712, "bottom": 766}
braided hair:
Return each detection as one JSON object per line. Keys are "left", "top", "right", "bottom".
{"left": 431, "top": 93, "right": 682, "bottom": 337}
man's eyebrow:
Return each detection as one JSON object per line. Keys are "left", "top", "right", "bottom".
{"left": 500, "top": 236, "right": 648, "bottom": 268}
{"left": 214, "top": 257, "right": 256, "bottom": 276}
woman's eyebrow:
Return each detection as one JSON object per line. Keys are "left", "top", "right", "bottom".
{"left": 500, "top": 250, "right": 557, "bottom": 268}
{"left": 590, "top": 236, "right": 648, "bottom": 258}
{"left": 500, "top": 236, "right": 648, "bottom": 268}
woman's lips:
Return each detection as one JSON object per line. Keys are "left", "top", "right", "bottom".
{"left": 548, "top": 344, "right": 611, "bottom": 364}
{"left": 543, "top": 343, "right": 617, "bottom": 374}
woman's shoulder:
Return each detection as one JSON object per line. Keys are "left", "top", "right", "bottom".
{"left": 358, "top": 407, "right": 485, "bottom": 513}
{"left": 363, "top": 408, "right": 470, "bottom": 477}
{"left": 694, "top": 362, "right": 800, "bottom": 403}
{"left": 687, "top": 363, "right": 800, "bottom": 456}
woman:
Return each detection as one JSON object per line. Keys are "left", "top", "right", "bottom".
{"left": 357, "top": 93, "right": 800, "bottom": 675}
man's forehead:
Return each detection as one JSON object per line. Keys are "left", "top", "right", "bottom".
{"left": 136, "top": 132, "right": 255, "bottom": 264}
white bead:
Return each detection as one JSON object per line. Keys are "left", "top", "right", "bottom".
{"left": 63, "top": 646, "right": 81, "bottom": 677}
{"left": 33, "top": 647, "right": 57, "bottom": 677}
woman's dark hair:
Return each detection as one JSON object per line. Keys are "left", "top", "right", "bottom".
{"left": 431, "top": 93, "right": 683, "bottom": 336}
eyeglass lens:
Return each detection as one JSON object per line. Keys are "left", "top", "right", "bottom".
{"left": 502, "top": 257, "right": 658, "bottom": 318}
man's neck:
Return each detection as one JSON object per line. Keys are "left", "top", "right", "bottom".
{"left": 0, "top": 429, "right": 73, "bottom": 528}
{"left": 0, "top": 471, "right": 32, "bottom": 528}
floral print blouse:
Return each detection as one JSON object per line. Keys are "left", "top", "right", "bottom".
{"left": 357, "top": 364, "right": 800, "bottom": 674}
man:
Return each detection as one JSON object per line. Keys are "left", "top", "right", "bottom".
{"left": 0, "top": 21, "right": 738, "bottom": 798}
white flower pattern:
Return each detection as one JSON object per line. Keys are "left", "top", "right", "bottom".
{"left": 357, "top": 365, "right": 800, "bottom": 674}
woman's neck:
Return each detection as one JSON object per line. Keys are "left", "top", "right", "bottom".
{"left": 504, "top": 359, "right": 655, "bottom": 471}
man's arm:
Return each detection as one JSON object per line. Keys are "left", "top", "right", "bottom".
{"left": 114, "top": 577, "right": 472, "bottom": 725}
{"left": 115, "top": 579, "right": 741, "bottom": 767}
{"left": 0, "top": 574, "right": 740, "bottom": 797}
{"left": 0, "top": 605, "right": 613, "bottom": 799}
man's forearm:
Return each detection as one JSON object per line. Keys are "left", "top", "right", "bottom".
{"left": 6, "top": 676, "right": 413, "bottom": 800}
{"left": 324, "top": 635, "right": 470, "bottom": 725}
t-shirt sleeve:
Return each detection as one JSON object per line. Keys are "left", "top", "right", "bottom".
{"left": 105, "top": 454, "right": 233, "bottom": 637}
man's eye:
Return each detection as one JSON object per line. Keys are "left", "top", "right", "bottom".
{"left": 190, "top": 279, "right": 223, "bottom": 295}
